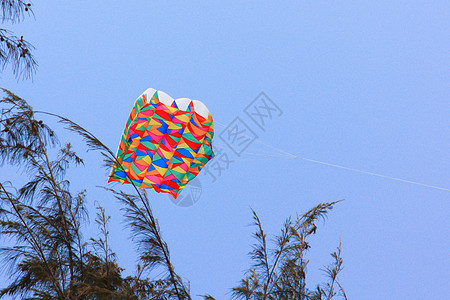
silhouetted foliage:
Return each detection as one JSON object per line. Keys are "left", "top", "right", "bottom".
{"left": 1, "top": 1, "right": 37, "bottom": 79}
{"left": 0, "top": 90, "right": 189, "bottom": 299}
{"left": 227, "top": 204, "right": 346, "bottom": 300}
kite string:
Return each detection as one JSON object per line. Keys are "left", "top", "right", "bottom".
{"left": 243, "top": 152, "right": 295, "bottom": 158}
{"left": 293, "top": 156, "right": 450, "bottom": 192}
{"left": 213, "top": 121, "right": 450, "bottom": 192}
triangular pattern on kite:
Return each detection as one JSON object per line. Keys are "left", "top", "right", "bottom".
{"left": 109, "top": 88, "right": 215, "bottom": 198}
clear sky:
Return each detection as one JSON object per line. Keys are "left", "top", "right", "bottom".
{"left": 1, "top": 1, "right": 449, "bottom": 299}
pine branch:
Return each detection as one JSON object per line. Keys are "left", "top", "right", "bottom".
{"left": 103, "top": 187, "right": 189, "bottom": 299}
{"left": 34, "top": 109, "right": 189, "bottom": 299}
{"left": 320, "top": 240, "right": 346, "bottom": 300}
{"left": 1, "top": 1, "right": 36, "bottom": 79}
{"left": 267, "top": 201, "right": 342, "bottom": 298}
{"left": 1, "top": 0, "right": 33, "bottom": 23}
{"left": 231, "top": 270, "right": 261, "bottom": 300}
{"left": 0, "top": 90, "right": 87, "bottom": 298}
{"left": 250, "top": 209, "right": 271, "bottom": 278}
{"left": 0, "top": 182, "right": 65, "bottom": 298}
{"left": 0, "top": 29, "right": 36, "bottom": 79}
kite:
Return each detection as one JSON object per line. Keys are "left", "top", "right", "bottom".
{"left": 109, "top": 88, "right": 215, "bottom": 198}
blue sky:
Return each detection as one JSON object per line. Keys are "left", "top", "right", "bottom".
{"left": 1, "top": 1, "right": 449, "bottom": 299}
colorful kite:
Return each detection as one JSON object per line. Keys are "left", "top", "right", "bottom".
{"left": 109, "top": 88, "right": 215, "bottom": 198}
